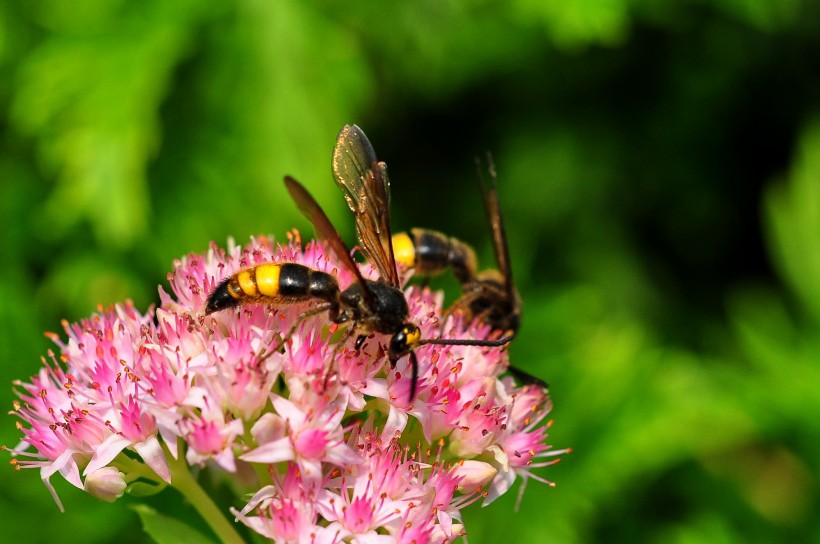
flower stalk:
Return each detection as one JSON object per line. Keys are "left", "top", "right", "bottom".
{"left": 167, "top": 443, "right": 245, "bottom": 544}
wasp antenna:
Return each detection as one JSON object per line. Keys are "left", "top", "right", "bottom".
{"left": 418, "top": 335, "right": 515, "bottom": 348}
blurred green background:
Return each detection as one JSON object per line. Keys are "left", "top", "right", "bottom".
{"left": 1, "top": 1, "right": 819, "bottom": 542}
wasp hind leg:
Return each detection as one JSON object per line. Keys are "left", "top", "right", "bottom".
{"left": 439, "top": 288, "right": 483, "bottom": 335}
{"left": 321, "top": 325, "right": 357, "bottom": 393}
{"left": 256, "top": 302, "right": 335, "bottom": 365}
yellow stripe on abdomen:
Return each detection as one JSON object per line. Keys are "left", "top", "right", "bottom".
{"left": 255, "top": 264, "right": 281, "bottom": 297}
{"left": 392, "top": 232, "right": 416, "bottom": 268}
{"left": 237, "top": 269, "right": 258, "bottom": 297}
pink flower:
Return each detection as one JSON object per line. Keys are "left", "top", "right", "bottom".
{"left": 232, "top": 464, "right": 340, "bottom": 543}
{"left": 7, "top": 302, "right": 169, "bottom": 510}
{"left": 485, "top": 385, "right": 569, "bottom": 506}
{"left": 182, "top": 412, "right": 244, "bottom": 472}
{"left": 6, "top": 233, "right": 564, "bottom": 542}
{"left": 241, "top": 396, "right": 360, "bottom": 484}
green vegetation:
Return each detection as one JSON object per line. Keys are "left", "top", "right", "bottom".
{"left": 1, "top": 1, "right": 818, "bottom": 542}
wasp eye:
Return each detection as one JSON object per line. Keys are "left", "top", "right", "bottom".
{"left": 389, "top": 332, "right": 407, "bottom": 358}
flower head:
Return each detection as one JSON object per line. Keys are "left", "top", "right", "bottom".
{"left": 7, "top": 233, "right": 565, "bottom": 540}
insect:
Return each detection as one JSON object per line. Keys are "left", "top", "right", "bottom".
{"left": 392, "top": 156, "right": 546, "bottom": 388}
{"left": 392, "top": 155, "right": 520, "bottom": 334}
{"left": 205, "top": 125, "right": 513, "bottom": 400}
{"left": 391, "top": 228, "right": 479, "bottom": 286}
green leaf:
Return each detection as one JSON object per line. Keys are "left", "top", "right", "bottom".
{"left": 512, "top": 0, "right": 631, "bottom": 48}
{"left": 11, "top": 1, "right": 224, "bottom": 249}
{"left": 764, "top": 118, "right": 820, "bottom": 321}
{"left": 131, "top": 504, "right": 217, "bottom": 544}
{"left": 126, "top": 481, "right": 168, "bottom": 498}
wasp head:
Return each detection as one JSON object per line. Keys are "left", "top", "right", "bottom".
{"left": 388, "top": 323, "right": 421, "bottom": 360}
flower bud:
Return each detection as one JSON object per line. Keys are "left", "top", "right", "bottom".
{"left": 453, "top": 460, "right": 498, "bottom": 491}
{"left": 84, "top": 467, "right": 127, "bottom": 503}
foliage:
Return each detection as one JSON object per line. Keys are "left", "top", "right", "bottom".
{"left": 1, "top": 0, "right": 818, "bottom": 542}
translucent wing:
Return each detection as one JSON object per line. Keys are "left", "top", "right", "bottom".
{"left": 478, "top": 154, "right": 517, "bottom": 305}
{"left": 284, "top": 175, "right": 370, "bottom": 291}
{"left": 332, "top": 125, "right": 400, "bottom": 287}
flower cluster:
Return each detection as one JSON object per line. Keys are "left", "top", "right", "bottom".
{"left": 7, "top": 233, "right": 564, "bottom": 543}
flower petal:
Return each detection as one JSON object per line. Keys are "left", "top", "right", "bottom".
{"left": 240, "top": 437, "right": 294, "bottom": 464}
{"left": 134, "top": 437, "right": 171, "bottom": 483}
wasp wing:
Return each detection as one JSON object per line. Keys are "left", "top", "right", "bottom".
{"left": 284, "top": 175, "right": 370, "bottom": 290}
{"left": 478, "top": 154, "right": 518, "bottom": 305}
{"left": 332, "top": 124, "right": 400, "bottom": 287}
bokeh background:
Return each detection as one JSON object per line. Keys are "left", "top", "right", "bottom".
{"left": 1, "top": 1, "right": 819, "bottom": 542}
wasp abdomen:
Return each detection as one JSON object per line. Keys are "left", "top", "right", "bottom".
{"left": 205, "top": 278, "right": 240, "bottom": 314}
{"left": 393, "top": 228, "right": 478, "bottom": 284}
{"left": 204, "top": 263, "right": 339, "bottom": 314}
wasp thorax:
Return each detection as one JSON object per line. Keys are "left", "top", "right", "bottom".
{"left": 339, "top": 280, "right": 409, "bottom": 334}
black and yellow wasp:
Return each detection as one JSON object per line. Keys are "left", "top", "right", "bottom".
{"left": 391, "top": 156, "right": 546, "bottom": 388}
{"left": 392, "top": 155, "right": 520, "bottom": 335}
{"left": 205, "top": 125, "right": 513, "bottom": 399}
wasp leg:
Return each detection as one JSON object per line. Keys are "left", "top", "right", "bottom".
{"left": 506, "top": 365, "right": 548, "bottom": 389}
{"left": 439, "top": 288, "right": 483, "bottom": 334}
{"left": 257, "top": 302, "right": 335, "bottom": 364}
{"left": 321, "top": 325, "right": 357, "bottom": 393}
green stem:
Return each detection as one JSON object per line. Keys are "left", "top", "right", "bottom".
{"left": 167, "top": 448, "right": 245, "bottom": 544}
{"left": 113, "top": 455, "right": 165, "bottom": 485}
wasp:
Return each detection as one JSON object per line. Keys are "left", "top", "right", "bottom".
{"left": 391, "top": 228, "right": 479, "bottom": 286}
{"left": 391, "top": 155, "right": 520, "bottom": 334}
{"left": 205, "top": 125, "right": 513, "bottom": 399}
{"left": 391, "top": 156, "right": 546, "bottom": 388}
